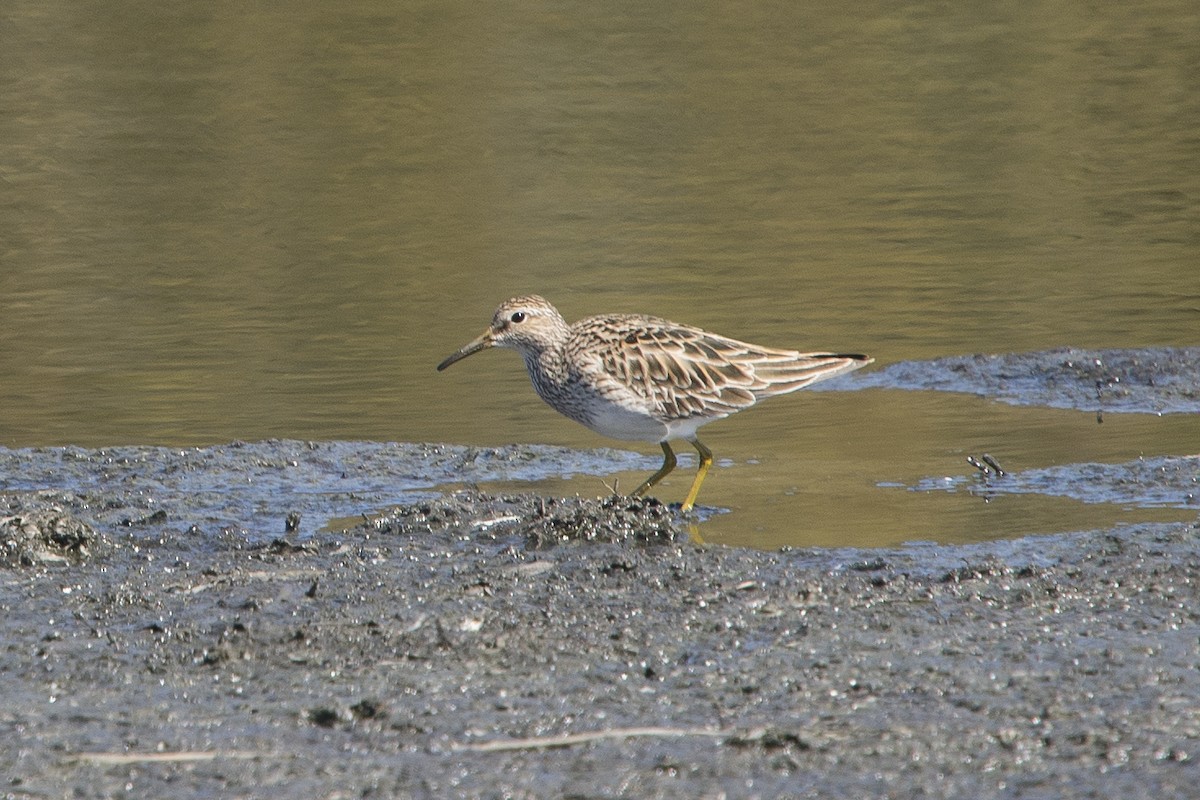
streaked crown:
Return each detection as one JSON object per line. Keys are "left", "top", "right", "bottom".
{"left": 487, "top": 295, "right": 571, "bottom": 356}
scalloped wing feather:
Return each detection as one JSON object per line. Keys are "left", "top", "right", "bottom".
{"left": 572, "top": 316, "right": 869, "bottom": 423}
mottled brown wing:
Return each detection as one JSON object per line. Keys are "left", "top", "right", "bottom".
{"left": 572, "top": 316, "right": 870, "bottom": 422}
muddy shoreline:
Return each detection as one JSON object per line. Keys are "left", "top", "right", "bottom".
{"left": 4, "top": 479, "right": 1199, "bottom": 798}
{"left": 4, "top": 347, "right": 1200, "bottom": 797}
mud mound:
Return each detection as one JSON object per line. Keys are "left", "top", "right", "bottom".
{"left": 367, "top": 490, "right": 687, "bottom": 547}
{"left": 0, "top": 493, "right": 111, "bottom": 568}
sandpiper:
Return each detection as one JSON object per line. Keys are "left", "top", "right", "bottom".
{"left": 437, "top": 295, "right": 872, "bottom": 512}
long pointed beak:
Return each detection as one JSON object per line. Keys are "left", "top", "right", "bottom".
{"left": 436, "top": 330, "right": 494, "bottom": 371}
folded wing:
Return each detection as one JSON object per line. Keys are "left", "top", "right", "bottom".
{"left": 578, "top": 316, "right": 872, "bottom": 422}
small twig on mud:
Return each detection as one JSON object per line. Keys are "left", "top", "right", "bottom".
{"left": 69, "top": 751, "right": 264, "bottom": 765}
{"left": 600, "top": 477, "right": 621, "bottom": 497}
{"left": 454, "top": 726, "right": 728, "bottom": 752}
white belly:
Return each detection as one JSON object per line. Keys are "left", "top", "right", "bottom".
{"left": 576, "top": 400, "right": 714, "bottom": 444}
{"left": 582, "top": 402, "right": 670, "bottom": 442}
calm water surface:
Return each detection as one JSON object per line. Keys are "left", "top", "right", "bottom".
{"left": 2, "top": 2, "right": 1197, "bottom": 546}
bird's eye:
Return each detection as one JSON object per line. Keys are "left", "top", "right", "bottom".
{"left": 510, "top": 312, "right": 526, "bottom": 323}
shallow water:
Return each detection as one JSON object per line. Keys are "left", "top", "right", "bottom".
{"left": 2, "top": 2, "right": 1197, "bottom": 546}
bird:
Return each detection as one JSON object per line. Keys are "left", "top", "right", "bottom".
{"left": 437, "top": 295, "right": 872, "bottom": 512}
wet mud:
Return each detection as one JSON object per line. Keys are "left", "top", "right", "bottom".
{"left": 4, "top": 345, "right": 1200, "bottom": 797}
{"left": 864, "top": 344, "right": 1199, "bottom": 525}
{"left": 916, "top": 454, "right": 1200, "bottom": 510}
{"left": 853, "top": 346, "right": 1200, "bottom": 415}
{"left": 0, "top": 440, "right": 656, "bottom": 543}
{"left": 3, "top": 480, "right": 1200, "bottom": 798}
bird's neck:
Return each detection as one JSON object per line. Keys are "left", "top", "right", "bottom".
{"left": 522, "top": 346, "right": 568, "bottom": 393}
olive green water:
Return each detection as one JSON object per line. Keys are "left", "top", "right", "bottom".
{"left": 2, "top": 2, "right": 1197, "bottom": 547}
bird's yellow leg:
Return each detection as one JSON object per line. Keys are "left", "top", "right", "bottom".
{"left": 680, "top": 437, "right": 713, "bottom": 513}
{"left": 633, "top": 442, "right": 677, "bottom": 497}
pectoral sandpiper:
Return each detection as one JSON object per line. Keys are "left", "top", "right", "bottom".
{"left": 437, "top": 295, "right": 872, "bottom": 512}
